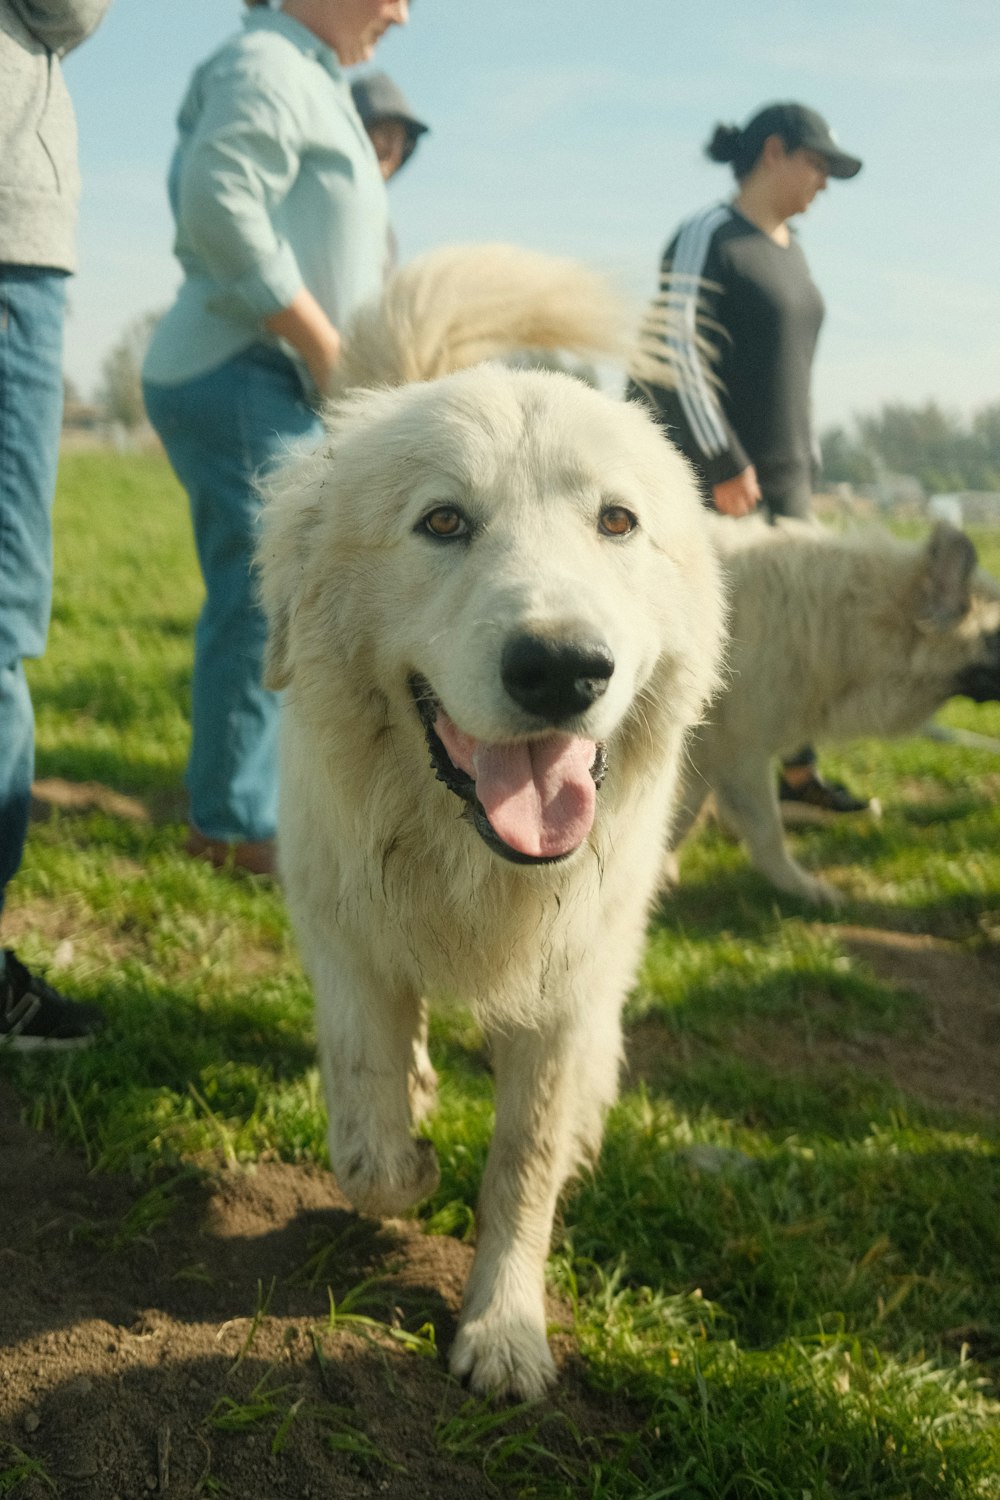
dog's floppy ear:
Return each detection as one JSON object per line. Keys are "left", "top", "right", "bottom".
{"left": 256, "top": 498, "right": 323, "bottom": 690}
{"left": 917, "top": 522, "right": 978, "bottom": 631}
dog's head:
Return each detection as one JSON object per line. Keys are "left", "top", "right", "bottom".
{"left": 258, "top": 366, "right": 725, "bottom": 865}
{"left": 912, "top": 524, "right": 1000, "bottom": 705}
{"left": 912, "top": 523, "right": 1000, "bottom": 707}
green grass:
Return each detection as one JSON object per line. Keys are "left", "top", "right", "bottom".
{"left": 0, "top": 1444, "right": 56, "bottom": 1495}
{"left": 5, "top": 451, "right": 1000, "bottom": 1497}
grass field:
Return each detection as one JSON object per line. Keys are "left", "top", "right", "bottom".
{"left": 3, "top": 449, "right": 1000, "bottom": 1497}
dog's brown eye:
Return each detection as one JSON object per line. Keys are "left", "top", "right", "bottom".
{"left": 599, "top": 505, "right": 638, "bottom": 538}
{"left": 420, "top": 506, "right": 468, "bottom": 540}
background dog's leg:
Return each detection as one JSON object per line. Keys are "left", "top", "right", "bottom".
{"left": 408, "top": 997, "right": 438, "bottom": 1126}
{"left": 660, "top": 769, "right": 712, "bottom": 889}
{"left": 450, "top": 995, "right": 623, "bottom": 1399}
{"left": 311, "top": 952, "right": 440, "bottom": 1216}
{"left": 714, "top": 759, "right": 839, "bottom": 904}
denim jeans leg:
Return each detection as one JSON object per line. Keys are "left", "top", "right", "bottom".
{"left": 0, "top": 268, "right": 67, "bottom": 912}
{"left": 144, "top": 353, "right": 322, "bottom": 843}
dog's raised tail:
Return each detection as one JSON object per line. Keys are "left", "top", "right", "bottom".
{"left": 336, "top": 243, "right": 633, "bottom": 391}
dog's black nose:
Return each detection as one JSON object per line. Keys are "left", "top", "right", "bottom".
{"left": 501, "top": 633, "right": 614, "bottom": 721}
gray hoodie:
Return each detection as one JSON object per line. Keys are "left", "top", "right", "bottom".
{"left": 0, "top": 0, "right": 112, "bottom": 271}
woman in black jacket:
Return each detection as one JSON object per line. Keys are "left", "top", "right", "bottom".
{"left": 631, "top": 101, "right": 872, "bottom": 817}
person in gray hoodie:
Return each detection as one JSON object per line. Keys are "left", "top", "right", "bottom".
{"left": 0, "top": 0, "right": 111, "bottom": 1049}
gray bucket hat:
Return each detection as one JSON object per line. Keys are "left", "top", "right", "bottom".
{"left": 350, "top": 72, "right": 429, "bottom": 170}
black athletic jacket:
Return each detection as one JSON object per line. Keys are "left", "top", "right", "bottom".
{"left": 629, "top": 203, "right": 825, "bottom": 497}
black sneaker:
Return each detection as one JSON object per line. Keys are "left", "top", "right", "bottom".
{"left": 778, "top": 769, "right": 875, "bottom": 824}
{"left": 0, "top": 949, "right": 104, "bottom": 1052}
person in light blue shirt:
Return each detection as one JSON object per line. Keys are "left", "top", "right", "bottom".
{"left": 143, "top": 0, "right": 409, "bottom": 876}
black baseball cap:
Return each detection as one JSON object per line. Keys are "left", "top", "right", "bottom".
{"left": 744, "top": 102, "right": 862, "bottom": 179}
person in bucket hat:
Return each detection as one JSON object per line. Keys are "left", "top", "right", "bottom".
{"left": 351, "top": 70, "right": 428, "bottom": 181}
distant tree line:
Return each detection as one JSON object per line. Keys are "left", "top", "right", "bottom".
{"left": 96, "top": 310, "right": 162, "bottom": 429}
{"left": 821, "top": 401, "right": 1000, "bottom": 494}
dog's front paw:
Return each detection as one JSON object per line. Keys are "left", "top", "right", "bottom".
{"left": 449, "top": 1312, "right": 556, "bottom": 1401}
{"left": 794, "top": 872, "right": 842, "bottom": 906}
{"left": 334, "top": 1135, "right": 440, "bottom": 1218}
{"left": 766, "top": 861, "right": 842, "bottom": 907}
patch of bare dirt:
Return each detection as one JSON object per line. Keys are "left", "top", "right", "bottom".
{"left": 828, "top": 926, "right": 1000, "bottom": 1113}
{"left": 31, "top": 779, "right": 150, "bottom": 824}
{"left": 0, "top": 1082, "right": 629, "bottom": 1499}
{"left": 630, "top": 927, "right": 1000, "bottom": 1117}
{"left": 30, "top": 777, "right": 189, "bottom": 831}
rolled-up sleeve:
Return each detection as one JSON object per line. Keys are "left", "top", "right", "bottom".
{"left": 9, "top": 0, "right": 112, "bottom": 54}
{"left": 177, "top": 62, "right": 306, "bottom": 325}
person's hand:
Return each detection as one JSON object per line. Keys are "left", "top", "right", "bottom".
{"left": 264, "top": 291, "right": 342, "bottom": 398}
{"left": 304, "top": 326, "right": 341, "bottom": 397}
{"left": 712, "top": 466, "right": 761, "bottom": 518}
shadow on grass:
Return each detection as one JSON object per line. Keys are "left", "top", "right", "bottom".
{"left": 661, "top": 832, "right": 1000, "bottom": 946}
{"left": 572, "top": 1061, "right": 1000, "bottom": 1364}
{"left": 17, "top": 968, "right": 315, "bottom": 1086}
{"left": 32, "top": 661, "right": 192, "bottom": 728}
{"left": 897, "top": 793, "right": 992, "bottom": 827}
{"left": 49, "top": 600, "right": 198, "bottom": 637}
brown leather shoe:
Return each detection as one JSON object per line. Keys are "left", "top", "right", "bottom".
{"left": 184, "top": 827, "right": 277, "bottom": 877}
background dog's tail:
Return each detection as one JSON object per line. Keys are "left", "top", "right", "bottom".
{"left": 336, "top": 243, "right": 633, "bottom": 390}
{"left": 625, "top": 270, "right": 723, "bottom": 396}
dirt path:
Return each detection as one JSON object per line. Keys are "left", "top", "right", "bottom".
{"left": 0, "top": 1081, "right": 632, "bottom": 1498}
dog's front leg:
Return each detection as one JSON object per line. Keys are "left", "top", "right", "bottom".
{"left": 311, "top": 949, "right": 440, "bottom": 1217}
{"left": 450, "top": 1002, "right": 622, "bottom": 1399}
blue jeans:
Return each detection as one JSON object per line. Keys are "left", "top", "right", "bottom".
{"left": 0, "top": 268, "right": 67, "bottom": 914}
{"left": 143, "top": 349, "right": 323, "bottom": 843}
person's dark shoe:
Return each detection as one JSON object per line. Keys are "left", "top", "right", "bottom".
{"left": 0, "top": 949, "right": 104, "bottom": 1052}
{"left": 778, "top": 769, "right": 876, "bottom": 824}
{"left": 184, "top": 827, "right": 276, "bottom": 878}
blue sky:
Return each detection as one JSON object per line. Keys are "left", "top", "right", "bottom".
{"left": 63, "top": 0, "right": 998, "bottom": 429}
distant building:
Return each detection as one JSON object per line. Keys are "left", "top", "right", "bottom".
{"left": 934, "top": 492, "right": 1000, "bottom": 526}
{"left": 857, "top": 472, "right": 926, "bottom": 511}
{"left": 928, "top": 494, "right": 965, "bottom": 527}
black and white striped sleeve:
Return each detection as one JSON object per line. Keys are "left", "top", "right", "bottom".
{"left": 630, "top": 206, "right": 750, "bottom": 488}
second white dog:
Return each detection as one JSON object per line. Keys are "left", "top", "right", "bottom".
{"left": 667, "top": 515, "right": 1000, "bottom": 903}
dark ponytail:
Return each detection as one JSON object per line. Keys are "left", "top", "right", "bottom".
{"left": 704, "top": 120, "right": 766, "bottom": 181}
{"left": 705, "top": 124, "right": 741, "bottom": 165}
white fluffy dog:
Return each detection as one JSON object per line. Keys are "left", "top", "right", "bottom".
{"left": 667, "top": 516, "right": 1000, "bottom": 904}
{"left": 257, "top": 246, "right": 726, "bottom": 1398}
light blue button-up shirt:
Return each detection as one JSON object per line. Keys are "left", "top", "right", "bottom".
{"left": 143, "top": 7, "right": 389, "bottom": 388}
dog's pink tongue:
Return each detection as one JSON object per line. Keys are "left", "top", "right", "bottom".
{"left": 436, "top": 715, "right": 597, "bottom": 858}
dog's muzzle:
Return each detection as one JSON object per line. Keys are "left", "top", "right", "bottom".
{"left": 953, "top": 630, "right": 1000, "bottom": 704}
{"left": 409, "top": 675, "right": 608, "bottom": 865}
